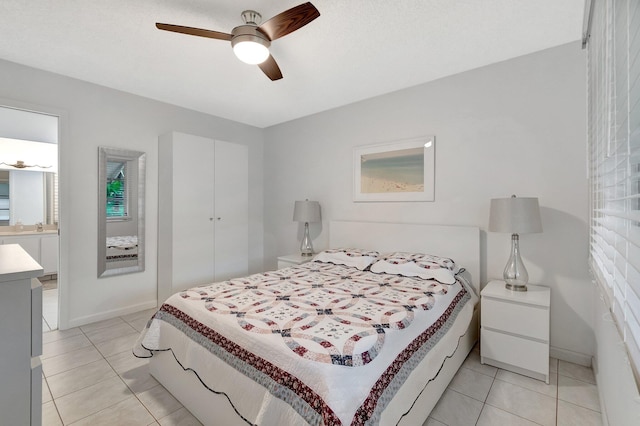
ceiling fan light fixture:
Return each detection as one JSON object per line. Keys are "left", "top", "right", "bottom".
{"left": 233, "top": 39, "right": 270, "bottom": 64}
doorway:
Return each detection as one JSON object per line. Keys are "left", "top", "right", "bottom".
{"left": 0, "top": 105, "right": 60, "bottom": 330}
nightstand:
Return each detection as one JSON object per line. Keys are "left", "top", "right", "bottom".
{"left": 277, "top": 253, "right": 313, "bottom": 269}
{"left": 480, "top": 280, "right": 550, "bottom": 383}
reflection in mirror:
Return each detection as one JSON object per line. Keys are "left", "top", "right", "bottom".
{"left": 98, "top": 147, "right": 145, "bottom": 277}
{"left": 0, "top": 170, "right": 58, "bottom": 226}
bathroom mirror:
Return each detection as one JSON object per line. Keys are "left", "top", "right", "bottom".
{"left": 98, "top": 147, "right": 145, "bottom": 277}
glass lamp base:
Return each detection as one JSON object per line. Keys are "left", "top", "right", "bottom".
{"left": 503, "top": 233, "right": 529, "bottom": 292}
{"left": 505, "top": 282, "right": 528, "bottom": 292}
{"left": 300, "top": 222, "right": 314, "bottom": 257}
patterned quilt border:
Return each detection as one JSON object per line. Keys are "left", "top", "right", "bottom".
{"left": 154, "top": 285, "right": 470, "bottom": 426}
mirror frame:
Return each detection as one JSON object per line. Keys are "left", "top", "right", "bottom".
{"left": 98, "top": 146, "right": 146, "bottom": 277}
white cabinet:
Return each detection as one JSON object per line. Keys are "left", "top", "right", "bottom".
{"left": 480, "top": 280, "right": 550, "bottom": 383}
{"left": 158, "top": 132, "right": 249, "bottom": 303}
{"left": 40, "top": 235, "right": 59, "bottom": 275}
{"left": 277, "top": 253, "right": 312, "bottom": 269}
{"left": 1, "top": 233, "right": 58, "bottom": 275}
{"left": 0, "top": 244, "right": 44, "bottom": 425}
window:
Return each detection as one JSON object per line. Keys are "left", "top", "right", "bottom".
{"left": 586, "top": 0, "right": 640, "bottom": 383}
{"left": 106, "top": 160, "right": 129, "bottom": 220}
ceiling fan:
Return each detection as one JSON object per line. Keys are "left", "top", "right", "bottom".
{"left": 156, "top": 2, "right": 320, "bottom": 81}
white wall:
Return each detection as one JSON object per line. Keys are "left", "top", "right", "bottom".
{"left": 0, "top": 58, "right": 264, "bottom": 329}
{"left": 263, "top": 42, "right": 594, "bottom": 361}
{"left": 0, "top": 105, "right": 58, "bottom": 144}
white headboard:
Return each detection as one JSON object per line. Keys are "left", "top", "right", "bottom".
{"left": 329, "top": 221, "right": 480, "bottom": 295}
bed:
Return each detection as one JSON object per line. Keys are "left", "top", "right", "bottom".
{"left": 135, "top": 221, "right": 480, "bottom": 425}
{"left": 106, "top": 235, "right": 138, "bottom": 265}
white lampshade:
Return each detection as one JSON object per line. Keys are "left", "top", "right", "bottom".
{"left": 293, "top": 200, "right": 321, "bottom": 223}
{"left": 233, "top": 40, "right": 269, "bottom": 64}
{"left": 489, "top": 196, "right": 542, "bottom": 234}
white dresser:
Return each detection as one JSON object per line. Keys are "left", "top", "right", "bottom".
{"left": 480, "top": 280, "right": 550, "bottom": 383}
{"left": 0, "top": 244, "right": 43, "bottom": 425}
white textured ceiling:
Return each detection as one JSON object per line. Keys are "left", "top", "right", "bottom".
{"left": 0, "top": 0, "right": 584, "bottom": 128}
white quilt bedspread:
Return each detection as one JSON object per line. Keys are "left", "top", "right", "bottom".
{"left": 135, "top": 262, "right": 476, "bottom": 425}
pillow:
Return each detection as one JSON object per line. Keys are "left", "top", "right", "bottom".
{"left": 312, "top": 248, "right": 379, "bottom": 270}
{"left": 370, "top": 251, "right": 458, "bottom": 284}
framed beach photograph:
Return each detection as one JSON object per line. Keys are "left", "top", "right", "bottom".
{"left": 353, "top": 136, "right": 435, "bottom": 202}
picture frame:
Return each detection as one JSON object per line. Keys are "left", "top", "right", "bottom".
{"left": 353, "top": 136, "right": 435, "bottom": 202}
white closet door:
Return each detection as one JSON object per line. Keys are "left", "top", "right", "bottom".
{"left": 172, "top": 134, "right": 215, "bottom": 290}
{"left": 214, "top": 140, "right": 248, "bottom": 280}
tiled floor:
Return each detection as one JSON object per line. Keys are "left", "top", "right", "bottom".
{"left": 43, "top": 288, "right": 58, "bottom": 331}
{"left": 43, "top": 311, "right": 603, "bottom": 426}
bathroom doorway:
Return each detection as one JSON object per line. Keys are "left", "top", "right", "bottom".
{"left": 0, "top": 104, "right": 60, "bottom": 330}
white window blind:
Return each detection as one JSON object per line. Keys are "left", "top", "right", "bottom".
{"left": 587, "top": 0, "right": 640, "bottom": 383}
{"left": 106, "top": 160, "right": 129, "bottom": 220}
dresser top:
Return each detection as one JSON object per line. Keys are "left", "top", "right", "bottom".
{"left": 0, "top": 244, "right": 43, "bottom": 282}
{"left": 482, "top": 280, "right": 550, "bottom": 307}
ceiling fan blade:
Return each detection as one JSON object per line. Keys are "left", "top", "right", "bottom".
{"left": 258, "top": 2, "right": 320, "bottom": 41}
{"left": 258, "top": 55, "right": 283, "bottom": 81}
{"left": 156, "top": 23, "right": 232, "bottom": 41}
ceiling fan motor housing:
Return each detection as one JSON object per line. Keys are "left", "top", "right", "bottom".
{"left": 231, "top": 25, "right": 271, "bottom": 48}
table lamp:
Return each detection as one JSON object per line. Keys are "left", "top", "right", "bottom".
{"left": 489, "top": 195, "right": 542, "bottom": 291}
{"left": 293, "top": 200, "right": 321, "bottom": 257}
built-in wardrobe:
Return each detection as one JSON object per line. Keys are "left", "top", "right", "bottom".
{"left": 157, "top": 131, "right": 249, "bottom": 303}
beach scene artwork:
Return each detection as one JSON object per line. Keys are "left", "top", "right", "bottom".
{"left": 360, "top": 147, "right": 424, "bottom": 194}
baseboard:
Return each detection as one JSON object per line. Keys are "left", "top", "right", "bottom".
{"left": 63, "top": 300, "right": 158, "bottom": 329}
{"left": 549, "top": 345, "right": 592, "bottom": 367}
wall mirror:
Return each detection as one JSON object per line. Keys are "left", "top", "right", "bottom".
{"left": 98, "top": 146, "right": 146, "bottom": 277}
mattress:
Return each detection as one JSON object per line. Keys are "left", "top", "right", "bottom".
{"left": 106, "top": 235, "right": 138, "bottom": 262}
{"left": 134, "top": 261, "right": 477, "bottom": 425}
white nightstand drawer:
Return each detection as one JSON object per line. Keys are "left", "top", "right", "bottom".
{"left": 482, "top": 297, "right": 549, "bottom": 341}
{"left": 481, "top": 328, "right": 549, "bottom": 375}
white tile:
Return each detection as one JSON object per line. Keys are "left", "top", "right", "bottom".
{"left": 80, "top": 317, "right": 125, "bottom": 333}
{"left": 94, "top": 332, "right": 140, "bottom": 358}
{"left": 557, "top": 400, "right": 604, "bottom": 426}
{"left": 107, "top": 349, "right": 148, "bottom": 374}
{"left": 84, "top": 322, "right": 137, "bottom": 344}
{"left": 42, "top": 346, "right": 103, "bottom": 377}
{"left": 55, "top": 376, "right": 132, "bottom": 424}
{"left": 463, "top": 350, "right": 498, "bottom": 377}
{"left": 159, "top": 407, "right": 203, "bottom": 426}
{"left": 42, "top": 400, "right": 62, "bottom": 426}
{"left": 549, "top": 357, "right": 559, "bottom": 373}
{"left": 423, "top": 418, "right": 446, "bottom": 426}
{"left": 486, "top": 379, "right": 556, "bottom": 426}
{"left": 137, "top": 384, "right": 183, "bottom": 419}
{"left": 42, "top": 333, "right": 92, "bottom": 359}
{"left": 42, "top": 377, "right": 53, "bottom": 403}
{"left": 68, "top": 395, "right": 155, "bottom": 426}
{"left": 448, "top": 366, "right": 494, "bottom": 402}
{"left": 558, "top": 360, "right": 596, "bottom": 384}
{"left": 107, "top": 351, "right": 159, "bottom": 394}
{"left": 495, "top": 369, "right": 557, "bottom": 398}
{"left": 47, "top": 359, "right": 117, "bottom": 398}
{"left": 43, "top": 327, "right": 83, "bottom": 344}
{"left": 121, "top": 308, "right": 157, "bottom": 324}
{"left": 128, "top": 317, "right": 152, "bottom": 332}
{"left": 430, "top": 389, "right": 483, "bottom": 426}
{"left": 558, "top": 374, "right": 601, "bottom": 412}
{"left": 477, "top": 404, "right": 539, "bottom": 426}
{"left": 43, "top": 318, "right": 51, "bottom": 332}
